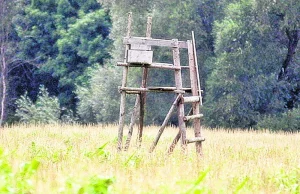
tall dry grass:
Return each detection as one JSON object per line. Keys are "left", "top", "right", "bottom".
{"left": 0, "top": 124, "right": 299, "bottom": 193}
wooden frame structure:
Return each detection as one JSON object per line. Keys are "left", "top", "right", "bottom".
{"left": 117, "top": 12, "right": 205, "bottom": 155}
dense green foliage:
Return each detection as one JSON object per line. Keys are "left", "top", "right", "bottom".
{"left": 0, "top": 0, "right": 299, "bottom": 130}
{"left": 13, "top": 0, "right": 112, "bottom": 110}
{"left": 15, "top": 85, "right": 60, "bottom": 124}
{"left": 76, "top": 67, "right": 121, "bottom": 123}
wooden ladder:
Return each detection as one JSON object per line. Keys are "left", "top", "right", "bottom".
{"left": 149, "top": 32, "right": 204, "bottom": 155}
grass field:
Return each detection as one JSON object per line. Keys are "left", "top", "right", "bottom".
{"left": 0, "top": 124, "right": 299, "bottom": 193}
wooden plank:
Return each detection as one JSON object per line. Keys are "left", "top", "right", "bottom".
{"left": 183, "top": 114, "right": 203, "bottom": 121}
{"left": 151, "top": 63, "right": 180, "bottom": 70}
{"left": 117, "top": 62, "right": 181, "bottom": 70}
{"left": 149, "top": 94, "right": 181, "bottom": 153}
{"left": 186, "top": 137, "right": 205, "bottom": 144}
{"left": 188, "top": 39, "right": 203, "bottom": 156}
{"left": 117, "top": 12, "right": 132, "bottom": 151}
{"left": 183, "top": 96, "right": 200, "bottom": 103}
{"left": 130, "top": 44, "right": 151, "bottom": 51}
{"left": 123, "top": 37, "right": 188, "bottom": 49}
{"left": 127, "top": 50, "right": 153, "bottom": 64}
{"left": 119, "top": 86, "right": 191, "bottom": 93}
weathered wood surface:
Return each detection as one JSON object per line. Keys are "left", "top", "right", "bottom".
{"left": 173, "top": 39, "right": 187, "bottom": 152}
{"left": 186, "top": 137, "right": 205, "bottom": 144}
{"left": 192, "top": 31, "right": 202, "bottom": 105}
{"left": 123, "top": 37, "right": 188, "bottom": 49}
{"left": 124, "top": 94, "right": 140, "bottom": 151}
{"left": 137, "top": 16, "right": 152, "bottom": 148}
{"left": 183, "top": 96, "right": 201, "bottom": 103}
{"left": 188, "top": 39, "right": 203, "bottom": 156}
{"left": 167, "top": 130, "right": 181, "bottom": 154}
{"left": 183, "top": 114, "right": 203, "bottom": 121}
{"left": 117, "top": 12, "right": 132, "bottom": 151}
{"left": 149, "top": 94, "right": 181, "bottom": 153}
{"left": 117, "top": 62, "right": 181, "bottom": 70}
{"left": 119, "top": 86, "right": 191, "bottom": 93}
{"left": 127, "top": 50, "right": 153, "bottom": 64}
{"left": 130, "top": 44, "right": 151, "bottom": 51}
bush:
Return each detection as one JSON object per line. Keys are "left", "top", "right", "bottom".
{"left": 15, "top": 85, "right": 60, "bottom": 124}
{"left": 257, "top": 107, "right": 300, "bottom": 132}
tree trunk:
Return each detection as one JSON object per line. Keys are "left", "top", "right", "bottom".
{"left": 278, "top": 28, "right": 299, "bottom": 81}
{"left": 0, "top": 46, "right": 7, "bottom": 127}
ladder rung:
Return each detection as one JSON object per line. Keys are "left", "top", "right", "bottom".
{"left": 119, "top": 86, "right": 191, "bottom": 93}
{"left": 186, "top": 137, "right": 205, "bottom": 144}
{"left": 117, "top": 62, "right": 181, "bottom": 70}
{"left": 183, "top": 96, "right": 200, "bottom": 103}
{"left": 183, "top": 114, "right": 203, "bottom": 121}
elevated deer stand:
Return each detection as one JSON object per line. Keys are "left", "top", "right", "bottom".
{"left": 117, "top": 12, "right": 205, "bottom": 155}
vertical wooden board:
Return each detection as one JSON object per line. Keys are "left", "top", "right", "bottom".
{"left": 127, "top": 50, "right": 153, "bottom": 64}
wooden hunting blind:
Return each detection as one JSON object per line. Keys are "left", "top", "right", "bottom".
{"left": 117, "top": 12, "right": 205, "bottom": 155}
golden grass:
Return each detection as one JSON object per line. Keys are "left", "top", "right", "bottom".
{"left": 0, "top": 124, "right": 300, "bottom": 193}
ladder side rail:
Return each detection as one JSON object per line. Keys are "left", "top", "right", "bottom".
{"left": 187, "top": 40, "right": 203, "bottom": 156}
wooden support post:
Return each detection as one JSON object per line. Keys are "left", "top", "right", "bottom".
{"left": 137, "top": 16, "right": 152, "bottom": 148}
{"left": 149, "top": 94, "right": 181, "bottom": 153}
{"left": 187, "top": 39, "right": 203, "bottom": 156}
{"left": 117, "top": 12, "right": 132, "bottom": 151}
{"left": 172, "top": 39, "right": 187, "bottom": 153}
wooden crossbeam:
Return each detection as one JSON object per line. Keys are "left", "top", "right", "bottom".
{"left": 119, "top": 86, "right": 192, "bottom": 93}
{"left": 123, "top": 37, "right": 188, "bottom": 49}
{"left": 117, "top": 62, "right": 181, "bottom": 70}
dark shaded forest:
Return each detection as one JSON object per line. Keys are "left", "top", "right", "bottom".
{"left": 0, "top": 0, "right": 299, "bottom": 131}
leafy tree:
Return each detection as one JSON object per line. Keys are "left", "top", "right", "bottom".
{"left": 204, "top": 0, "right": 283, "bottom": 128}
{"left": 0, "top": 0, "right": 36, "bottom": 125}
{"left": 14, "top": 0, "right": 112, "bottom": 112}
{"left": 204, "top": 0, "right": 299, "bottom": 129}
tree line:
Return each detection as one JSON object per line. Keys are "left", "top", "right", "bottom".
{"left": 0, "top": 0, "right": 299, "bottom": 131}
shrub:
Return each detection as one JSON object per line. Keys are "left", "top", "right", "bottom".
{"left": 257, "top": 107, "right": 300, "bottom": 132}
{"left": 15, "top": 85, "right": 60, "bottom": 124}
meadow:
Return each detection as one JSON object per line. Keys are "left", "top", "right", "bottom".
{"left": 0, "top": 124, "right": 299, "bottom": 193}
